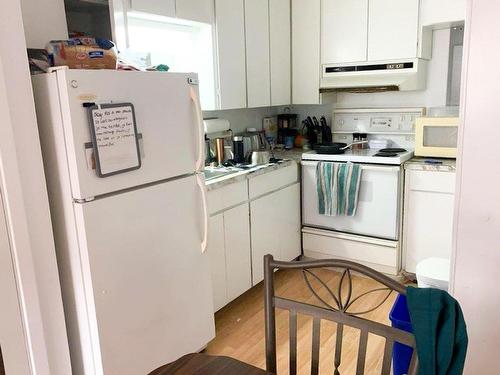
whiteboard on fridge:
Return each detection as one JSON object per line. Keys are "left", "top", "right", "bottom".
{"left": 87, "top": 103, "right": 142, "bottom": 177}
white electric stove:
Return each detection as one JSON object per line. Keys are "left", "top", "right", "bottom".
{"left": 301, "top": 108, "right": 425, "bottom": 275}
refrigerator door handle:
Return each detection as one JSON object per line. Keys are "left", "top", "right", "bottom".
{"left": 196, "top": 173, "right": 209, "bottom": 253}
{"left": 190, "top": 86, "right": 205, "bottom": 172}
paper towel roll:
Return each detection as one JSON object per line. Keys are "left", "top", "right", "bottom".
{"left": 204, "top": 119, "right": 230, "bottom": 134}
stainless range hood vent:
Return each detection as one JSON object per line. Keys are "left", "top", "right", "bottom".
{"left": 320, "top": 58, "right": 428, "bottom": 92}
{"left": 320, "top": 85, "right": 399, "bottom": 94}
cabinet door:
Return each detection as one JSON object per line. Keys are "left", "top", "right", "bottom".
{"left": 403, "top": 171, "right": 456, "bottom": 273}
{"left": 269, "top": 0, "right": 291, "bottom": 106}
{"left": 176, "top": 0, "right": 214, "bottom": 23}
{"left": 291, "top": 0, "right": 320, "bottom": 104}
{"left": 321, "top": 0, "right": 368, "bottom": 64}
{"left": 215, "top": 0, "right": 247, "bottom": 109}
{"left": 278, "top": 183, "right": 302, "bottom": 262}
{"left": 245, "top": 0, "right": 271, "bottom": 108}
{"left": 368, "top": 0, "right": 419, "bottom": 61}
{"left": 208, "top": 214, "right": 227, "bottom": 312}
{"left": 130, "top": 0, "right": 176, "bottom": 17}
{"left": 251, "top": 183, "right": 302, "bottom": 284}
{"left": 224, "top": 204, "right": 252, "bottom": 301}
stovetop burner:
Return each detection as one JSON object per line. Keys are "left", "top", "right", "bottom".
{"left": 374, "top": 152, "right": 398, "bottom": 157}
{"left": 378, "top": 148, "right": 407, "bottom": 154}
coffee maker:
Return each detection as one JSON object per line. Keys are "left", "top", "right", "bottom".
{"left": 277, "top": 113, "right": 297, "bottom": 145}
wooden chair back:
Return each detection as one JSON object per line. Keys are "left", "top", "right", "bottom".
{"left": 263, "top": 255, "right": 418, "bottom": 375}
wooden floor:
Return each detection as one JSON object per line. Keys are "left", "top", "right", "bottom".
{"left": 205, "top": 268, "right": 397, "bottom": 375}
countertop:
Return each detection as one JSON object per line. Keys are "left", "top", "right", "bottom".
{"left": 205, "top": 159, "right": 297, "bottom": 191}
{"left": 404, "top": 157, "right": 456, "bottom": 172}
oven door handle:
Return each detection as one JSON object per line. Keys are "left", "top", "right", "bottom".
{"left": 301, "top": 160, "right": 400, "bottom": 172}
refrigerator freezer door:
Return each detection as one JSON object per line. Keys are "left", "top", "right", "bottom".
{"left": 73, "top": 175, "right": 214, "bottom": 375}
{"left": 55, "top": 69, "right": 204, "bottom": 200}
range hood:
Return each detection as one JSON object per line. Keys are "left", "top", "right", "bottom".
{"left": 320, "top": 58, "right": 428, "bottom": 93}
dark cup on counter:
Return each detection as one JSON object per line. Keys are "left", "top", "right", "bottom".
{"left": 233, "top": 136, "right": 245, "bottom": 164}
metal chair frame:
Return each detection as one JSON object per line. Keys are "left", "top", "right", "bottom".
{"left": 263, "top": 255, "right": 418, "bottom": 375}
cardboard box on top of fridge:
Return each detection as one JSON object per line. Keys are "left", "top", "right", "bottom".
{"left": 47, "top": 38, "right": 118, "bottom": 70}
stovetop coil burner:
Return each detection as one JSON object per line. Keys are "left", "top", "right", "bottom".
{"left": 374, "top": 148, "right": 408, "bottom": 157}
{"left": 378, "top": 148, "right": 407, "bottom": 154}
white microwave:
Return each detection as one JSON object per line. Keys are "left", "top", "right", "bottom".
{"left": 415, "top": 117, "right": 460, "bottom": 158}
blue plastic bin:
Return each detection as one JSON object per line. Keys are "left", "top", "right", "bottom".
{"left": 389, "top": 294, "right": 414, "bottom": 375}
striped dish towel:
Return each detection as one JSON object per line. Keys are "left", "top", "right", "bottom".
{"left": 316, "top": 162, "right": 362, "bottom": 216}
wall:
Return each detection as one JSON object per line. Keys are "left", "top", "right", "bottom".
{"left": 20, "top": 0, "right": 68, "bottom": 48}
{"left": 334, "top": 28, "right": 451, "bottom": 110}
{"left": 451, "top": 0, "right": 500, "bottom": 373}
{"left": 0, "top": 0, "right": 72, "bottom": 374}
{"left": 204, "top": 104, "right": 335, "bottom": 135}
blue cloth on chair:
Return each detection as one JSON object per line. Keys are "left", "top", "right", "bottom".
{"left": 316, "top": 162, "right": 362, "bottom": 216}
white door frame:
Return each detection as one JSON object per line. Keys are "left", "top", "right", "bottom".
{"left": 0, "top": 0, "right": 72, "bottom": 373}
{"left": 0, "top": 184, "right": 31, "bottom": 375}
{"left": 0, "top": 54, "right": 49, "bottom": 375}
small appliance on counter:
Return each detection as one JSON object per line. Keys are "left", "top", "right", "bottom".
{"left": 241, "top": 128, "right": 269, "bottom": 162}
{"left": 277, "top": 113, "right": 297, "bottom": 144}
{"left": 232, "top": 136, "right": 245, "bottom": 164}
{"left": 415, "top": 117, "right": 459, "bottom": 158}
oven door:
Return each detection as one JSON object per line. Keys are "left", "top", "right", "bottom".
{"left": 302, "top": 160, "right": 402, "bottom": 240}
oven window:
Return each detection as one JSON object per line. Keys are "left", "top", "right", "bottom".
{"left": 423, "top": 126, "right": 458, "bottom": 148}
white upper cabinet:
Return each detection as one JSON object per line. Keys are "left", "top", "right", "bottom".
{"left": 215, "top": 0, "right": 247, "bottom": 109}
{"left": 175, "top": 0, "right": 215, "bottom": 24}
{"left": 321, "top": 0, "right": 368, "bottom": 64}
{"left": 269, "top": 0, "right": 291, "bottom": 106}
{"left": 420, "top": 0, "right": 466, "bottom": 27}
{"left": 367, "top": 0, "right": 419, "bottom": 61}
{"left": 245, "top": 0, "right": 271, "bottom": 108}
{"left": 129, "top": 0, "right": 214, "bottom": 23}
{"left": 129, "top": 0, "right": 176, "bottom": 17}
{"left": 292, "top": 0, "right": 321, "bottom": 104}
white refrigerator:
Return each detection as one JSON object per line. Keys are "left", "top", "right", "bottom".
{"left": 32, "top": 68, "right": 214, "bottom": 375}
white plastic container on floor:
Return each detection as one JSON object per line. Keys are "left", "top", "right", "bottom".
{"left": 416, "top": 257, "right": 450, "bottom": 291}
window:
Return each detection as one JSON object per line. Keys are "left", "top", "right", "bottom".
{"left": 124, "top": 12, "right": 216, "bottom": 109}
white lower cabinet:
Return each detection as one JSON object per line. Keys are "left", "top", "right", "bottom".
{"left": 250, "top": 183, "right": 302, "bottom": 284}
{"left": 208, "top": 214, "right": 227, "bottom": 312}
{"left": 207, "top": 164, "right": 301, "bottom": 310}
{"left": 224, "top": 204, "right": 252, "bottom": 301}
{"left": 403, "top": 169, "right": 456, "bottom": 273}
{"left": 208, "top": 203, "right": 252, "bottom": 312}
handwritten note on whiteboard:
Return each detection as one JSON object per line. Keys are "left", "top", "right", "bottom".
{"left": 88, "top": 103, "right": 141, "bottom": 177}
